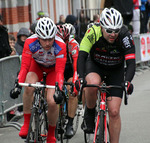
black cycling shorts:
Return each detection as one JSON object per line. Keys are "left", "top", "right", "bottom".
{"left": 85, "top": 57, "right": 124, "bottom": 98}
{"left": 64, "top": 63, "right": 73, "bottom": 81}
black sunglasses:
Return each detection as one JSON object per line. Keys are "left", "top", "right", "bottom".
{"left": 104, "top": 28, "right": 120, "bottom": 34}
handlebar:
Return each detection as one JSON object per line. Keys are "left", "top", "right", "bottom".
{"left": 19, "top": 82, "right": 55, "bottom": 89}
{"left": 79, "top": 83, "right": 128, "bottom": 105}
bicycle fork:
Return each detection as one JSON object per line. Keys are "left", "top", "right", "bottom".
{"left": 93, "top": 92, "right": 107, "bottom": 143}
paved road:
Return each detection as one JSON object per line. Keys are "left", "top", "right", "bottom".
{"left": 0, "top": 69, "right": 150, "bottom": 143}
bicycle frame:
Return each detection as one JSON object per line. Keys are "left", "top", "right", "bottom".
{"left": 80, "top": 83, "right": 127, "bottom": 143}
{"left": 93, "top": 87, "right": 108, "bottom": 143}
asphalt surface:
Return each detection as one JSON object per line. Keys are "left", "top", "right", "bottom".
{"left": 0, "top": 68, "right": 150, "bottom": 143}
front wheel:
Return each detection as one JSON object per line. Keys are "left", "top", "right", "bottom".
{"left": 98, "top": 110, "right": 105, "bottom": 143}
{"left": 26, "top": 107, "right": 39, "bottom": 143}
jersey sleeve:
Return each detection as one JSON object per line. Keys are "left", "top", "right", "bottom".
{"left": 122, "top": 32, "right": 136, "bottom": 81}
{"left": 79, "top": 25, "right": 101, "bottom": 53}
{"left": 55, "top": 42, "right": 67, "bottom": 90}
{"left": 68, "top": 38, "right": 79, "bottom": 83}
{"left": 18, "top": 40, "right": 32, "bottom": 83}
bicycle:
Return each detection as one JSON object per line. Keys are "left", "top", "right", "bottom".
{"left": 55, "top": 81, "right": 83, "bottom": 143}
{"left": 79, "top": 82, "right": 128, "bottom": 143}
{"left": 19, "top": 72, "right": 55, "bottom": 143}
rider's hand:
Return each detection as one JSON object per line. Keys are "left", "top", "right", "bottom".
{"left": 10, "top": 79, "right": 22, "bottom": 99}
{"left": 75, "top": 78, "right": 87, "bottom": 91}
{"left": 122, "top": 81, "right": 134, "bottom": 95}
{"left": 53, "top": 90, "right": 64, "bottom": 104}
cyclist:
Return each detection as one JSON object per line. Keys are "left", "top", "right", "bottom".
{"left": 76, "top": 8, "right": 136, "bottom": 143}
{"left": 10, "top": 17, "right": 67, "bottom": 143}
{"left": 56, "top": 23, "right": 79, "bottom": 138}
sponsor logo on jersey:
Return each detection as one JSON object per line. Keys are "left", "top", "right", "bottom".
{"left": 122, "top": 36, "right": 131, "bottom": 48}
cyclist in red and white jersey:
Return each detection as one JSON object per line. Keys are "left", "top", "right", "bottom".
{"left": 56, "top": 23, "right": 79, "bottom": 138}
{"left": 10, "top": 17, "right": 67, "bottom": 143}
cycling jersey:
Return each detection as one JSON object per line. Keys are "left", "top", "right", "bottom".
{"left": 78, "top": 25, "right": 136, "bottom": 82}
{"left": 18, "top": 34, "right": 67, "bottom": 89}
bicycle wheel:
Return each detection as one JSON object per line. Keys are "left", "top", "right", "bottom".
{"left": 26, "top": 107, "right": 39, "bottom": 143}
{"left": 84, "top": 132, "right": 94, "bottom": 143}
{"left": 73, "top": 104, "right": 82, "bottom": 135}
{"left": 38, "top": 104, "right": 48, "bottom": 143}
{"left": 98, "top": 110, "right": 105, "bottom": 143}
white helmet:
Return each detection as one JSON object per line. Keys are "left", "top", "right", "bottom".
{"left": 63, "top": 23, "right": 76, "bottom": 36}
{"left": 100, "top": 8, "right": 123, "bottom": 30}
{"left": 35, "top": 17, "right": 57, "bottom": 39}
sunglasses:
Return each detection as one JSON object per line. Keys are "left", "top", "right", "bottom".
{"left": 104, "top": 28, "right": 120, "bottom": 34}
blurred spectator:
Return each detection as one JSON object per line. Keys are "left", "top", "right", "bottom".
{"left": 0, "top": 14, "right": 12, "bottom": 59}
{"left": 15, "top": 27, "right": 30, "bottom": 55}
{"left": 56, "top": 14, "right": 65, "bottom": 25}
{"left": 93, "top": 14, "right": 100, "bottom": 23}
{"left": 65, "top": 14, "right": 80, "bottom": 43}
{"left": 30, "top": 20, "right": 38, "bottom": 34}
{"left": 36, "top": 10, "right": 49, "bottom": 20}
{"left": 132, "top": 0, "right": 141, "bottom": 35}
{"left": 140, "top": 0, "right": 147, "bottom": 33}
{"left": 145, "top": 0, "right": 150, "bottom": 32}
{"left": 113, "top": 0, "right": 134, "bottom": 27}
{"left": 128, "top": 24, "right": 134, "bottom": 34}
{"left": 9, "top": 34, "right": 17, "bottom": 55}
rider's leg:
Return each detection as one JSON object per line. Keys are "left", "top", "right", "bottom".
{"left": 81, "top": 72, "right": 101, "bottom": 133}
{"left": 85, "top": 72, "right": 101, "bottom": 108}
{"left": 47, "top": 88, "right": 59, "bottom": 143}
{"left": 19, "top": 72, "right": 38, "bottom": 138}
{"left": 65, "top": 77, "right": 78, "bottom": 138}
{"left": 107, "top": 97, "right": 122, "bottom": 143}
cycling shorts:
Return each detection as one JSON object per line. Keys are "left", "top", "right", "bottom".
{"left": 28, "top": 58, "right": 56, "bottom": 86}
{"left": 85, "top": 57, "right": 124, "bottom": 98}
{"left": 64, "top": 63, "right": 73, "bottom": 81}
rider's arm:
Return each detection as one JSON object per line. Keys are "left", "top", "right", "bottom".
{"left": 123, "top": 34, "right": 136, "bottom": 82}
{"left": 77, "top": 27, "right": 98, "bottom": 79}
{"left": 68, "top": 38, "right": 79, "bottom": 83}
{"left": 55, "top": 42, "right": 67, "bottom": 90}
{"left": 18, "top": 40, "right": 32, "bottom": 83}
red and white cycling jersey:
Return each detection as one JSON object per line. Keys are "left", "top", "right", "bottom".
{"left": 18, "top": 34, "right": 67, "bottom": 89}
{"left": 67, "top": 37, "right": 79, "bottom": 60}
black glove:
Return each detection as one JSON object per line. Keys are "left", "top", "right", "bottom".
{"left": 10, "top": 79, "right": 22, "bottom": 99}
{"left": 75, "top": 78, "right": 87, "bottom": 91}
{"left": 122, "top": 81, "right": 134, "bottom": 95}
{"left": 53, "top": 89, "right": 64, "bottom": 104}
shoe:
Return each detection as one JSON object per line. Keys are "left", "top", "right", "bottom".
{"left": 19, "top": 124, "right": 29, "bottom": 138}
{"left": 64, "top": 123, "right": 74, "bottom": 139}
{"left": 81, "top": 107, "right": 95, "bottom": 133}
{"left": 81, "top": 119, "right": 94, "bottom": 133}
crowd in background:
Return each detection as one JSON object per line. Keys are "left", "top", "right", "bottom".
{"left": 1, "top": 0, "right": 150, "bottom": 60}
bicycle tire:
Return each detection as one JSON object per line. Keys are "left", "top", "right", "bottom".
{"left": 38, "top": 105, "right": 48, "bottom": 142}
{"left": 73, "top": 105, "right": 82, "bottom": 135}
{"left": 26, "top": 107, "right": 39, "bottom": 143}
{"left": 84, "top": 132, "right": 94, "bottom": 143}
{"left": 98, "top": 110, "right": 105, "bottom": 143}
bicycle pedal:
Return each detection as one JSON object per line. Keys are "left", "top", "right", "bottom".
{"left": 41, "top": 134, "right": 47, "bottom": 137}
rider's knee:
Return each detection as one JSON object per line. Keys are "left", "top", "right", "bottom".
{"left": 109, "top": 109, "right": 120, "bottom": 119}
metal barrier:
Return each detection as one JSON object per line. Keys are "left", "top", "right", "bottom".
{"left": 0, "top": 55, "right": 23, "bottom": 130}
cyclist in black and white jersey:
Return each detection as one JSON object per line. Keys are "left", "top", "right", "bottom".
{"left": 76, "top": 8, "right": 136, "bottom": 143}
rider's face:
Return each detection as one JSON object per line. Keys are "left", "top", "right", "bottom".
{"left": 102, "top": 27, "right": 119, "bottom": 44}
{"left": 38, "top": 37, "right": 55, "bottom": 51}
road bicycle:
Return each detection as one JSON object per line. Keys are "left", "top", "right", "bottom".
{"left": 19, "top": 72, "right": 55, "bottom": 143}
{"left": 79, "top": 82, "right": 128, "bottom": 143}
{"left": 56, "top": 81, "right": 83, "bottom": 143}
